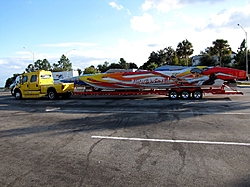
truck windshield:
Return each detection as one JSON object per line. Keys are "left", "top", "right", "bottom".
{"left": 41, "top": 74, "right": 51, "bottom": 79}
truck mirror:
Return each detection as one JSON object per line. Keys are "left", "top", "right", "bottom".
{"left": 19, "top": 76, "right": 23, "bottom": 84}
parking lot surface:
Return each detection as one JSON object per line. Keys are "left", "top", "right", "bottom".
{"left": 1, "top": 88, "right": 250, "bottom": 187}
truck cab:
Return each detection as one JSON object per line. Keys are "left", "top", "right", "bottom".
{"left": 13, "top": 70, "right": 75, "bottom": 100}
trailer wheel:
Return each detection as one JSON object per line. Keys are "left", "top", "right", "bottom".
{"left": 169, "top": 90, "right": 179, "bottom": 100}
{"left": 47, "top": 89, "right": 58, "bottom": 100}
{"left": 192, "top": 90, "right": 203, "bottom": 100}
{"left": 180, "top": 90, "right": 190, "bottom": 99}
{"left": 14, "top": 90, "right": 22, "bottom": 100}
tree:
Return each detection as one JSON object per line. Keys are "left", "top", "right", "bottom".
{"left": 208, "top": 39, "right": 232, "bottom": 67}
{"left": 164, "top": 46, "right": 176, "bottom": 65}
{"left": 141, "top": 46, "right": 180, "bottom": 69}
{"left": 176, "top": 39, "right": 194, "bottom": 66}
{"left": 34, "top": 59, "right": 51, "bottom": 71}
{"left": 127, "top": 62, "right": 138, "bottom": 69}
{"left": 141, "top": 51, "right": 159, "bottom": 69}
{"left": 25, "top": 64, "right": 35, "bottom": 72}
{"left": 77, "top": 68, "right": 82, "bottom": 76}
{"left": 157, "top": 49, "right": 168, "bottom": 66}
{"left": 97, "top": 61, "right": 109, "bottom": 73}
{"left": 4, "top": 73, "right": 20, "bottom": 88}
{"left": 25, "top": 59, "right": 51, "bottom": 72}
{"left": 109, "top": 63, "right": 123, "bottom": 69}
{"left": 147, "top": 62, "right": 158, "bottom": 70}
{"left": 199, "top": 54, "right": 217, "bottom": 66}
{"left": 233, "top": 39, "right": 248, "bottom": 70}
{"left": 83, "top": 65, "right": 99, "bottom": 74}
{"left": 52, "top": 55, "right": 72, "bottom": 72}
{"left": 118, "top": 58, "right": 129, "bottom": 69}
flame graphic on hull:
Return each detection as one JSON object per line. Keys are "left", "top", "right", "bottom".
{"left": 78, "top": 66, "right": 246, "bottom": 90}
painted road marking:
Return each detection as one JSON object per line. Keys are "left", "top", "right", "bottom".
{"left": 91, "top": 136, "right": 250, "bottom": 146}
{"left": 45, "top": 109, "right": 249, "bottom": 115}
{"left": 45, "top": 107, "right": 60, "bottom": 112}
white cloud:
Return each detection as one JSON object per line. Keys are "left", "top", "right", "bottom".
{"left": 141, "top": 0, "right": 183, "bottom": 13}
{"left": 40, "top": 42, "right": 98, "bottom": 48}
{"left": 130, "top": 13, "right": 161, "bottom": 32}
{"left": 0, "top": 59, "right": 8, "bottom": 65}
{"left": 109, "top": 2, "right": 123, "bottom": 10}
{"left": 10, "top": 65, "right": 22, "bottom": 69}
{"left": 141, "top": 0, "right": 228, "bottom": 13}
{"left": 204, "top": 4, "right": 250, "bottom": 29}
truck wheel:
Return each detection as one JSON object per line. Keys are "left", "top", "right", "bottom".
{"left": 15, "top": 90, "right": 22, "bottom": 100}
{"left": 180, "top": 90, "right": 190, "bottom": 99}
{"left": 192, "top": 90, "right": 203, "bottom": 100}
{"left": 169, "top": 90, "right": 179, "bottom": 100}
{"left": 48, "top": 90, "right": 58, "bottom": 100}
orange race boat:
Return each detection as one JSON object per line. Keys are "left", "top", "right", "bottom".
{"left": 77, "top": 66, "right": 246, "bottom": 90}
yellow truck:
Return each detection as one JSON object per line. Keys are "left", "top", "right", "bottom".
{"left": 12, "top": 70, "right": 75, "bottom": 100}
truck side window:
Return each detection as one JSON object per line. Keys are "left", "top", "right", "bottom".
{"left": 30, "top": 75, "right": 37, "bottom": 82}
{"left": 22, "top": 76, "right": 28, "bottom": 83}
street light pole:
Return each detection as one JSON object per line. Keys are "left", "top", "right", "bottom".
{"left": 65, "top": 49, "right": 75, "bottom": 56}
{"left": 23, "top": 47, "right": 34, "bottom": 63}
{"left": 238, "top": 24, "right": 248, "bottom": 80}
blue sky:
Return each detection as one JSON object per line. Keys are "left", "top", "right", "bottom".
{"left": 1, "top": 0, "right": 250, "bottom": 87}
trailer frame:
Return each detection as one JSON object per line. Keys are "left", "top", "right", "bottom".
{"left": 73, "top": 83, "right": 243, "bottom": 100}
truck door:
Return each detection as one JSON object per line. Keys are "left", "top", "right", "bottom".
{"left": 29, "top": 74, "right": 40, "bottom": 94}
{"left": 20, "top": 75, "right": 29, "bottom": 94}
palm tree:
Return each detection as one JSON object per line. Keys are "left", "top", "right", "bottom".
{"left": 209, "top": 39, "right": 232, "bottom": 67}
{"left": 157, "top": 49, "right": 168, "bottom": 66}
{"left": 176, "top": 39, "right": 194, "bottom": 66}
{"left": 164, "top": 46, "right": 176, "bottom": 65}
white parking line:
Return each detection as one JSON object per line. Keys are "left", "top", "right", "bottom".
{"left": 45, "top": 107, "right": 60, "bottom": 112}
{"left": 91, "top": 136, "right": 250, "bottom": 146}
{"left": 45, "top": 109, "right": 250, "bottom": 115}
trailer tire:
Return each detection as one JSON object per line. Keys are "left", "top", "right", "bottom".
{"left": 14, "top": 90, "right": 22, "bottom": 100}
{"left": 47, "top": 89, "right": 58, "bottom": 100}
{"left": 169, "top": 90, "right": 179, "bottom": 100}
{"left": 192, "top": 90, "right": 203, "bottom": 100}
{"left": 180, "top": 90, "right": 190, "bottom": 99}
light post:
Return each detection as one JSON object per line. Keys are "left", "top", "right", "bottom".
{"left": 237, "top": 24, "right": 248, "bottom": 80}
{"left": 23, "top": 47, "right": 34, "bottom": 63}
{"left": 65, "top": 49, "right": 75, "bottom": 57}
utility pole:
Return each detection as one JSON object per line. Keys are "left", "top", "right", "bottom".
{"left": 23, "top": 47, "right": 34, "bottom": 63}
{"left": 238, "top": 24, "right": 248, "bottom": 80}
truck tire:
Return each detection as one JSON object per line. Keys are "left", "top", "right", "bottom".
{"left": 47, "top": 89, "right": 58, "bottom": 100}
{"left": 169, "top": 90, "right": 179, "bottom": 100}
{"left": 14, "top": 90, "right": 22, "bottom": 100}
{"left": 180, "top": 90, "right": 190, "bottom": 99}
{"left": 192, "top": 90, "right": 203, "bottom": 100}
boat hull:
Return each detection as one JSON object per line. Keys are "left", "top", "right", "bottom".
{"left": 78, "top": 66, "right": 246, "bottom": 90}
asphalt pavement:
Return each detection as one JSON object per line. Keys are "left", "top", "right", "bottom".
{"left": 1, "top": 88, "right": 250, "bottom": 187}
